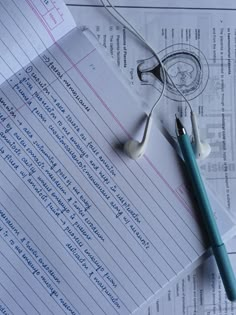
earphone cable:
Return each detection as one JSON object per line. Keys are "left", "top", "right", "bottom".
{"left": 99, "top": 0, "right": 166, "bottom": 116}
{"left": 100, "top": 0, "right": 193, "bottom": 114}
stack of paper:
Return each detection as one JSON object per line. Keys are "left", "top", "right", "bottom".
{"left": 65, "top": 0, "right": 236, "bottom": 314}
{"left": 0, "top": 0, "right": 235, "bottom": 314}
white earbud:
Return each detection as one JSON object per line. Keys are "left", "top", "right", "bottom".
{"left": 124, "top": 114, "right": 153, "bottom": 159}
{"left": 191, "top": 111, "right": 211, "bottom": 160}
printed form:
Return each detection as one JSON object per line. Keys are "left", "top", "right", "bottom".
{"left": 65, "top": 1, "right": 236, "bottom": 314}
{"left": 66, "top": 0, "right": 236, "bottom": 217}
{"left": 0, "top": 0, "right": 235, "bottom": 314}
{"left": 148, "top": 237, "right": 236, "bottom": 315}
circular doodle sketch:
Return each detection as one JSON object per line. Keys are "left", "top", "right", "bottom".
{"left": 137, "top": 44, "right": 209, "bottom": 101}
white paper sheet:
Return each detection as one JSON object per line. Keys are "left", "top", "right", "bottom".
{"left": 143, "top": 238, "right": 236, "bottom": 315}
{"left": 0, "top": 1, "right": 235, "bottom": 314}
{"left": 66, "top": 0, "right": 236, "bottom": 220}
{"left": 0, "top": 0, "right": 75, "bottom": 85}
{"left": 65, "top": 1, "right": 236, "bottom": 314}
{"left": 66, "top": 0, "right": 236, "bottom": 8}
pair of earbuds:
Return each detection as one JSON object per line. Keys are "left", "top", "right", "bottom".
{"left": 100, "top": 0, "right": 211, "bottom": 161}
{"left": 124, "top": 110, "right": 211, "bottom": 160}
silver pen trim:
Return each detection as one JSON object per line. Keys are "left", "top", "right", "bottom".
{"left": 175, "top": 117, "right": 186, "bottom": 136}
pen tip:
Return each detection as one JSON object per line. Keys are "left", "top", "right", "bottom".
{"left": 175, "top": 116, "right": 186, "bottom": 136}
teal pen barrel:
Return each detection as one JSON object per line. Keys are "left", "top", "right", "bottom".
{"left": 213, "top": 244, "right": 236, "bottom": 301}
{"left": 177, "top": 133, "right": 236, "bottom": 301}
{"left": 178, "top": 134, "right": 222, "bottom": 245}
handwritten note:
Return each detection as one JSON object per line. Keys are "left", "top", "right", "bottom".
{"left": 0, "top": 1, "right": 235, "bottom": 314}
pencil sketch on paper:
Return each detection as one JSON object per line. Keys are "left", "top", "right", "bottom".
{"left": 137, "top": 44, "right": 209, "bottom": 101}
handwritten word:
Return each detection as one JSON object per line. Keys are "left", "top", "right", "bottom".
{"left": 33, "top": 140, "right": 57, "bottom": 169}
{"left": 64, "top": 225, "right": 84, "bottom": 248}
{"left": 93, "top": 276, "right": 120, "bottom": 309}
{"left": 73, "top": 221, "right": 92, "bottom": 241}
{"left": 84, "top": 217, "right": 105, "bottom": 242}
{"left": 0, "top": 303, "right": 10, "bottom": 315}
{"left": 0, "top": 132, "right": 21, "bottom": 156}
{"left": 38, "top": 257, "right": 61, "bottom": 284}
{"left": 0, "top": 209, "right": 20, "bottom": 237}
{"left": 22, "top": 253, "right": 40, "bottom": 276}
{"left": 0, "top": 96, "right": 16, "bottom": 119}
{"left": 83, "top": 248, "right": 104, "bottom": 272}
{"left": 116, "top": 193, "right": 141, "bottom": 224}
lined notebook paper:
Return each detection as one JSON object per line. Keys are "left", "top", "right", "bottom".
{"left": 0, "top": 1, "right": 235, "bottom": 314}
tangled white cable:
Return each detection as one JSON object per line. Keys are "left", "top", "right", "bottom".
{"left": 100, "top": 0, "right": 211, "bottom": 160}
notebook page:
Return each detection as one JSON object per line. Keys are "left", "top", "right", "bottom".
{"left": 0, "top": 27, "right": 234, "bottom": 315}
{"left": 0, "top": 0, "right": 75, "bottom": 85}
{"left": 66, "top": 0, "right": 236, "bottom": 7}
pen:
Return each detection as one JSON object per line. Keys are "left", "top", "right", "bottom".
{"left": 175, "top": 116, "right": 236, "bottom": 301}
